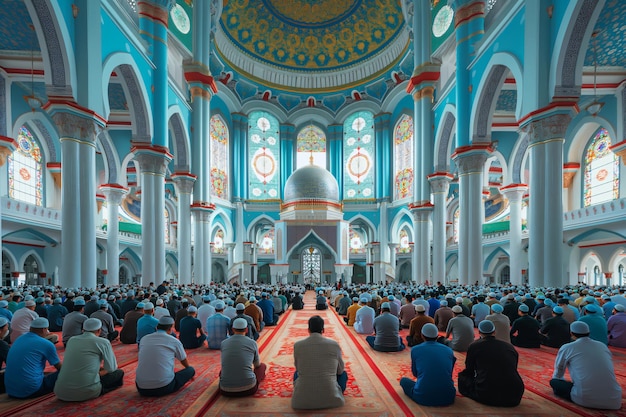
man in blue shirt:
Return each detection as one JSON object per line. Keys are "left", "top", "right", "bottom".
{"left": 5, "top": 317, "right": 62, "bottom": 398}
{"left": 206, "top": 301, "right": 231, "bottom": 349}
{"left": 400, "top": 323, "right": 456, "bottom": 406}
{"left": 257, "top": 293, "right": 278, "bottom": 326}
{"left": 136, "top": 302, "right": 159, "bottom": 346}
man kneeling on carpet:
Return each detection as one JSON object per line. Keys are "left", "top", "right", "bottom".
{"left": 366, "top": 302, "right": 405, "bottom": 352}
{"left": 135, "top": 315, "right": 195, "bottom": 396}
{"left": 54, "top": 318, "right": 124, "bottom": 401}
{"left": 219, "top": 318, "right": 266, "bottom": 397}
{"left": 400, "top": 323, "right": 456, "bottom": 406}
{"left": 292, "top": 315, "right": 347, "bottom": 410}
{"left": 458, "top": 320, "right": 525, "bottom": 407}
{"left": 550, "top": 321, "right": 622, "bottom": 410}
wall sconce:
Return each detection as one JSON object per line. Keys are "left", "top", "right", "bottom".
{"left": 72, "top": 4, "right": 79, "bottom": 19}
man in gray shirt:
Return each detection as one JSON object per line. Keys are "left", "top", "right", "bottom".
{"left": 366, "top": 302, "right": 405, "bottom": 352}
{"left": 62, "top": 298, "right": 88, "bottom": 347}
{"left": 440, "top": 305, "right": 475, "bottom": 352}
{"left": 219, "top": 318, "right": 266, "bottom": 397}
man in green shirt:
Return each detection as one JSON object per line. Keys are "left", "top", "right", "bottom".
{"left": 54, "top": 318, "right": 124, "bottom": 401}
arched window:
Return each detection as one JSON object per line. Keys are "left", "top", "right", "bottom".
{"left": 249, "top": 111, "right": 280, "bottom": 200}
{"left": 212, "top": 229, "right": 225, "bottom": 254}
{"left": 164, "top": 208, "right": 170, "bottom": 244}
{"left": 9, "top": 126, "right": 42, "bottom": 206}
{"left": 210, "top": 115, "right": 230, "bottom": 200}
{"left": 584, "top": 128, "right": 619, "bottom": 207}
{"left": 398, "top": 228, "right": 411, "bottom": 253}
{"left": 302, "top": 246, "right": 321, "bottom": 283}
{"left": 343, "top": 111, "right": 374, "bottom": 199}
{"left": 453, "top": 208, "right": 460, "bottom": 243}
{"left": 297, "top": 124, "right": 326, "bottom": 169}
{"left": 394, "top": 114, "right": 413, "bottom": 200}
{"left": 259, "top": 228, "right": 275, "bottom": 254}
{"left": 349, "top": 227, "right": 366, "bottom": 254}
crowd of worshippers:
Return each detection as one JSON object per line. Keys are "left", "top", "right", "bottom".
{"left": 0, "top": 281, "right": 624, "bottom": 411}
{"left": 331, "top": 282, "right": 625, "bottom": 410}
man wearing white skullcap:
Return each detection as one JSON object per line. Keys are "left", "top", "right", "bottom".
{"left": 608, "top": 304, "right": 626, "bottom": 348}
{"left": 54, "top": 318, "right": 124, "bottom": 401}
{"left": 400, "top": 323, "right": 456, "bottom": 406}
{"left": 179, "top": 306, "right": 206, "bottom": 349}
{"left": 550, "top": 321, "right": 622, "bottom": 409}
{"left": 458, "top": 320, "right": 524, "bottom": 407}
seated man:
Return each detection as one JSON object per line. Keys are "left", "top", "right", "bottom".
{"left": 54, "top": 318, "right": 124, "bottom": 401}
{"left": 291, "top": 292, "right": 304, "bottom": 310}
{"left": 257, "top": 293, "right": 278, "bottom": 326}
{"left": 219, "top": 318, "right": 266, "bottom": 397}
{"left": 120, "top": 302, "right": 145, "bottom": 345}
{"left": 458, "top": 320, "right": 525, "bottom": 407}
{"left": 343, "top": 297, "right": 361, "bottom": 326}
{"left": 179, "top": 306, "right": 206, "bottom": 349}
{"left": 439, "top": 305, "right": 474, "bottom": 352}
{"left": 5, "top": 318, "right": 62, "bottom": 399}
{"left": 608, "top": 304, "right": 626, "bottom": 348}
{"left": 400, "top": 323, "right": 456, "bottom": 406}
{"left": 540, "top": 306, "right": 571, "bottom": 348}
{"left": 135, "top": 316, "right": 195, "bottom": 397}
{"left": 315, "top": 290, "right": 328, "bottom": 310}
{"left": 90, "top": 299, "right": 119, "bottom": 341}
{"left": 353, "top": 298, "right": 375, "bottom": 334}
{"left": 0, "top": 317, "right": 10, "bottom": 393}
{"left": 406, "top": 304, "right": 434, "bottom": 347}
{"left": 510, "top": 304, "right": 542, "bottom": 348}
{"left": 206, "top": 301, "right": 231, "bottom": 349}
{"left": 550, "top": 321, "right": 622, "bottom": 410}
{"left": 366, "top": 302, "right": 405, "bottom": 352}
{"left": 292, "top": 315, "right": 347, "bottom": 410}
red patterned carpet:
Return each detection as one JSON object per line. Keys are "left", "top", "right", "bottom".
{"left": 0, "top": 292, "right": 624, "bottom": 417}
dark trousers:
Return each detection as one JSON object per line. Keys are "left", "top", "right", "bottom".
{"left": 137, "top": 367, "right": 195, "bottom": 397}
{"left": 220, "top": 363, "right": 267, "bottom": 397}
{"left": 550, "top": 378, "right": 573, "bottom": 401}
{"left": 9, "top": 371, "right": 59, "bottom": 399}
{"left": 101, "top": 369, "right": 125, "bottom": 394}
{"left": 365, "top": 335, "right": 405, "bottom": 352}
{"left": 294, "top": 370, "right": 348, "bottom": 393}
{"left": 106, "top": 330, "right": 119, "bottom": 341}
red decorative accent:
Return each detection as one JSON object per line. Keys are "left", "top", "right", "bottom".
{"left": 579, "top": 240, "right": 626, "bottom": 249}
{"left": 42, "top": 96, "right": 108, "bottom": 125}
{"left": 100, "top": 183, "right": 128, "bottom": 191}
{"left": 0, "top": 135, "right": 18, "bottom": 150}
{"left": 1, "top": 68, "right": 44, "bottom": 76}
{"left": 352, "top": 91, "right": 362, "bottom": 101}
{"left": 183, "top": 71, "right": 218, "bottom": 93}
{"left": 219, "top": 72, "right": 232, "bottom": 84}
{"left": 19, "top": 167, "right": 31, "bottom": 181}
{"left": 38, "top": 273, "right": 46, "bottom": 278}
{"left": 307, "top": 97, "right": 315, "bottom": 107}
{"left": 11, "top": 272, "right": 19, "bottom": 277}
{"left": 262, "top": 90, "right": 271, "bottom": 101}
{"left": 500, "top": 183, "right": 528, "bottom": 191}
{"left": 518, "top": 101, "right": 579, "bottom": 126}
{"left": 451, "top": 143, "right": 494, "bottom": 159}
{"left": 392, "top": 71, "right": 403, "bottom": 84}
{"left": 563, "top": 162, "right": 581, "bottom": 169}
{"left": 101, "top": 269, "right": 108, "bottom": 275}
{"left": 427, "top": 171, "right": 454, "bottom": 180}
{"left": 406, "top": 71, "right": 440, "bottom": 93}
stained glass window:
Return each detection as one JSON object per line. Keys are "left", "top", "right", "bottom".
{"left": 394, "top": 114, "right": 413, "bottom": 200}
{"left": 343, "top": 111, "right": 374, "bottom": 199}
{"left": 210, "top": 115, "right": 229, "bottom": 200}
{"left": 349, "top": 227, "right": 366, "bottom": 254}
{"left": 164, "top": 209, "right": 170, "bottom": 244}
{"left": 398, "top": 228, "right": 411, "bottom": 253}
{"left": 297, "top": 124, "right": 326, "bottom": 169}
{"left": 8, "top": 126, "right": 42, "bottom": 206}
{"left": 302, "top": 247, "right": 321, "bottom": 283}
{"left": 453, "top": 208, "right": 460, "bottom": 243}
{"left": 259, "top": 228, "right": 275, "bottom": 254}
{"left": 584, "top": 128, "right": 619, "bottom": 207}
{"left": 212, "top": 229, "right": 225, "bottom": 254}
{"left": 249, "top": 111, "right": 280, "bottom": 200}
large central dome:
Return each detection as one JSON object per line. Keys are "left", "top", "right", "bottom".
{"left": 284, "top": 165, "right": 339, "bottom": 203}
{"left": 215, "top": 0, "right": 409, "bottom": 92}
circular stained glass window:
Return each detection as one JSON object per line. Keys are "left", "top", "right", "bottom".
{"left": 433, "top": 5, "right": 453, "bottom": 38}
{"left": 170, "top": 4, "right": 190, "bottom": 34}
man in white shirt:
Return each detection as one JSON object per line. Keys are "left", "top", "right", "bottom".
{"left": 354, "top": 298, "right": 375, "bottom": 334}
{"left": 153, "top": 298, "right": 171, "bottom": 320}
{"left": 135, "top": 316, "right": 195, "bottom": 397}
{"left": 550, "top": 321, "right": 622, "bottom": 410}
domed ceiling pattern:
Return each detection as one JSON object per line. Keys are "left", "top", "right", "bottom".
{"left": 216, "top": 0, "right": 409, "bottom": 93}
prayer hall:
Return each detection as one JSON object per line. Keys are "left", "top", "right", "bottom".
{"left": 0, "top": 0, "right": 625, "bottom": 416}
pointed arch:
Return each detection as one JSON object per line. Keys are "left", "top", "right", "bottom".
{"left": 484, "top": 247, "right": 509, "bottom": 272}
{"left": 434, "top": 106, "right": 456, "bottom": 172}
{"left": 168, "top": 105, "right": 191, "bottom": 172}
{"left": 18, "top": 250, "right": 45, "bottom": 274}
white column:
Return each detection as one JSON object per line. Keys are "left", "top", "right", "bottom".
{"left": 80, "top": 140, "right": 97, "bottom": 287}
{"left": 192, "top": 207, "right": 212, "bottom": 284}
{"left": 428, "top": 173, "right": 453, "bottom": 285}
{"left": 522, "top": 113, "right": 570, "bottom": 288}
{"left": 242, "top": 241, "right": 253, "bottom": 283}
{"left": 132, "top": 146, "right": 172, "bottom": 286}
{"left": 370, "top": 242, "right": 381, "bottom": 284}
{"left": 100, "top": 184, "right": 127, "bottom": 286}
{"left": 171, "top": 173, "right": 196, "bottom": 284}
{"left": 452, "top": 145, "right": 491, "bottom": 285}
{"left": 501, "top": 184, "right": 527, "bottom": 285}
{"left": 411, "top": 206, "right": 432, "bottom": 284}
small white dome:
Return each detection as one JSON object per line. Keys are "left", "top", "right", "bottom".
{"left": 284, "top": 165, "right": 339, "bottom": 202}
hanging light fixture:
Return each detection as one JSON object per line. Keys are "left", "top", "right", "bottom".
{"left": 23, "top": 24, "right": 42, "bottom": 112}
{"left": 586, "top": 30, "right": 604, "bottom": 117}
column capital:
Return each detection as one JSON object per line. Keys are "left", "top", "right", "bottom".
{"left": 563, "top": 163, "right": 580, "bottom": 188}
{"left": 171, "top": 172, "right": 197, "bottom": 194}
{"left": 500, "top": 183, "right": 528, "bottom": 202}
{"left": 131, "top": 144, "right": 173, "bottom": 176}
{"left": 137, "top": 0, "right": 175, "bottom": 20}
{"left": 51, "top": 111, "right": 105, "bottom": 143}
{"left": 184, "top": 62, "right": 218, "bottom": 99}
{"left": 519, "top": 102, "right": 577, "bottom": 145}
{"left": 100, "top": 183, "right": 129, "bottom": 205}
{"left": 406, "top": 63, "right": 440, "bottom": 95}
{"left": 0, "top": 135, "right": 18, "bottom": 167}
{"left": 428, "top": 172, "right": 454, "bottom": 194}
{"left": 453, "top": 1, "right": 485, "bottom": 28}
{"left": 452, "top": 144, "right": 493, "bottom": 175}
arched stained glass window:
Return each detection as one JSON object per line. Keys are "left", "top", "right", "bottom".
{"left": 259, "top": 227, "right": 275, "bottom": 254}
{"left": 9, "top": 126, "right": 42, "bottom": 206}
{"left": 584, "top": 128, "right": 619, "bottom": 207}
{"left": 297, "top": 124, "right": 326, "bottom": 169}
{"left": 164, "top": 208, "right": 170, "bottom": 244}
{"left": 453, "top": 208, "right": 460, "bottom": 243}
{"left": 249, "top": 111, "right": 280, "bottom": 200}
{"left": 302, "top": 246, "right": 321, "bottom": 283}
{"left": 343, "top": 111, "right": 374, "bottom": 199}
{"left": 398, "top": 228, "right": 411, "bottom": 253}
{"left": 349, "top": 227, "right": 366, "bottom": 254}
{"left": 212, "top": 229, "right": 225, "bottom": 254}
{"left": 210, "top": 115, "right": 229, "bottom": 200}
{"left": 394, "top": 114, "right": 413, "bottom": 200}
